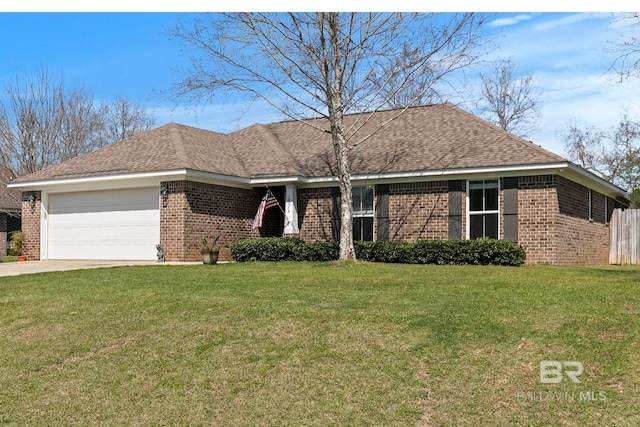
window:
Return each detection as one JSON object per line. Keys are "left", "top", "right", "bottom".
{"left": 353, "top": 185, "right": 374, "bottom": 241}
{"left": 468, "top": 180, "right": 499, "bottom": 239}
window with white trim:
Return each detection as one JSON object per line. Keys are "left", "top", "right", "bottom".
{"left": 468, "top": 180, "right": 499, "bottom": 239}
{"left": 352, "top": 185, "right": 374, "bottom": 241}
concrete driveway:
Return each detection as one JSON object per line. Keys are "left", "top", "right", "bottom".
{"left": 0, "top": 260, "right": 163, "bottom": 277}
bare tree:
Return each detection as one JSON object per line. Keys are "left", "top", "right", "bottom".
{"left": 609, "top": 13, "right": 640, "bottom": 82}
{"left": 172, "top": 12, "right": 489, "bottom": 261}
{"left": 371, "top": 43, "right": 442, "bottom": 108}
{"left": 561, "top": 113, "right": 640, "bottom": 192}
{"left": 0, "top": 67, "right": 102, "bottom": 176}
{"left": 0, "top": 69, "right": 158, "bottom": 177}
{"left": 475, "top": 59, "right": 541, "bottom": 138}
{"left": 98, "top": 96, "right": 156, "bottom": 146}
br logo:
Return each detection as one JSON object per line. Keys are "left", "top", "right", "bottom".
{"left": 540, "top": 361, "right": 584, "bottom": 384}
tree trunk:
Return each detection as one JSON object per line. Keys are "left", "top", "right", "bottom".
{"left": 334, "top": 129, "right": 356, "bottom": 261}
{"left": 329, "top": 102, "right": 356, "bottom": 261}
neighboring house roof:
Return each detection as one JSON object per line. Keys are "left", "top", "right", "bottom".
{"left": 7, "top": 103, "right": 626, "bottom": 200}
{"left": 0, "top": 166, "right": 21, "bottom": 212}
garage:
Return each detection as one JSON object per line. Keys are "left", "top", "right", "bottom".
{"left": 47, "top": 187, "right": 160, "bottom": 260}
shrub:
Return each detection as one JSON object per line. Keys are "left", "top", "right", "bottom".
{"left": 8, "top": 231, "right": 23, "bottom": 256}
{"left": 231, "top": 237, "right": 525, "bottom": 266}
{"left": 230, "top": 238, "right": 338, "bottom": 262}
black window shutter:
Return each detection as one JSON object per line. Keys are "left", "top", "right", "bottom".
{"left": 448, "top": 180, "right": 463, "bottom": 240}
{"left": 502, "top": 177, "right": 519, "bottom": 243}
{"left": 375, "top": 184, "right": 389, "bottom": 241}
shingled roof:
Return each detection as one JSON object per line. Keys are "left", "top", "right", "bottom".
{"left": 12, "top": 103, "right": 566, "bottom": 184}
{"left": 0, "top": 166, "right": 21, "bottom": 211}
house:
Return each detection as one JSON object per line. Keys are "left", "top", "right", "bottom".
{"left": 0, "top": 166, "right": 22, "bottom": 258}
{"left": 8, "top": 103, "right": 629, "bottom": 264}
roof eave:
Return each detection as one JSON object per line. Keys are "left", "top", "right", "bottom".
{"left": 6, "top": 162, "right": 628, "bottom": 202}
{"left": 249, "top": 163, "right": 574, "bottom": 187}
{"left": 6, "top": 169, "right": 253, "bottom": 192}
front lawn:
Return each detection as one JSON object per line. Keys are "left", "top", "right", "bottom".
{"left": 0, "top": 263, "right": 638, "bottom": 425}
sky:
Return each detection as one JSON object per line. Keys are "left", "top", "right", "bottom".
{"left": 1, "top": 5, "right": 640, "bottom": 158}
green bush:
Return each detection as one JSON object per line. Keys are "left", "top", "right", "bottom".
{"left": 230, "top": 238, "right": 338, "bottom": 262}
{"left": 8, "top": 230, "right": 23, "bottom": 256}
{"left": 231, "top": 237, "right": 526, "bottom": 266}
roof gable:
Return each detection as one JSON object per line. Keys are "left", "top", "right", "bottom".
{"left": 243, "top": 103, "right": 564, "bottom": 178}
{"left": 11, "top": 123, "right": 247, "bottom": 183}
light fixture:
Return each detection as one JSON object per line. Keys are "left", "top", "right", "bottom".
{"left": 28, "top": 193, "right": 36, "bottom": 208}
{"left": 160, "top": 185, "right": 169, "bottom": 206}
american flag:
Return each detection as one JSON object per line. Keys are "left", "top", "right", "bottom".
{"left": 252, "top": 190, "right": 280, "bottom": 229}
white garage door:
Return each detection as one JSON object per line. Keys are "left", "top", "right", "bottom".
{"left": 47, "top": 187, "right": 160, "bottom": 260}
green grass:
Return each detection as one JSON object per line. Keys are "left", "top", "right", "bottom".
{"left": 0, "top": 262, "right": 639, "bottom": 426}
{"left": 0, "top": 256, "right": 17, "bottom": 263}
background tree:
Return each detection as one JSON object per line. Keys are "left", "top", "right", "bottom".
{"left": 172, "top": 12, "right": 489, "bottom": 261}
{"left": 0, "top": 68, "right": 101, "bottom": 176}
{"left": 609, "top": 12, "right": 640, "bottom": 82}
{"left": 370, "top": 43, "right": 442, "bottom": 108}
{"left": 475, "top": 59, "right": 541, "bottom": 139}
{"left": 561, "top": 113, "right": 640, "bottom": 205}
{"left": 0, "top": 68, "right": 156, "bottom": 177}
{"left": 566, "top": 14, "right": 640, "bottom": 207}
{"left": 98, "top": 96, "right": 156, "bottom": 146}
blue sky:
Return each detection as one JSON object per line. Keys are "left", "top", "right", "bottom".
{"left": 1, "top": 9, "right": 640, "bottom": 157}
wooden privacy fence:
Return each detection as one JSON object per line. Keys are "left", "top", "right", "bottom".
{"left": 610, "top": 208, "right": 640, "bottom": 264}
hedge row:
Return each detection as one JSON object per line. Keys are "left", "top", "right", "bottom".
{"left": 230, "top": 238, "right": 339, "bottom": 262}
{"left": 230, "top": 237, "right": 526, "bottom": 266}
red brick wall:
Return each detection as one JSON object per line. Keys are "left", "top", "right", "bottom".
{"left": 555, "top": 177, "right": 610, "bottom": 265}
{"left": 297, "top": 182, "right": 451, "bottom": 243}
{"left": 21, "top": 192, "right": 41, "bottom": 261}
{"left": 14, "top": 177, "right": 614, "bottom": 265}
{"left": 298, "top": 187, "right": 334, "bottom": 241}
{"left": 515, "top": 175, "right": 613, "bottom": 265}
{"left": 389, "top": 181, "right": 449, "bottom": 241}
{"left": 517, "top": 175, "right": 559, "bottom": 264}
{"left": 160, "top": 181, "right": 260, "bottom": 262}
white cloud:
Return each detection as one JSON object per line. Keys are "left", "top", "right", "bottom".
{"left": 489, "top": 14, "right": 534, "bottom": 27}
{"left": 531, "top": 12, "right": 611, "bottom": 32}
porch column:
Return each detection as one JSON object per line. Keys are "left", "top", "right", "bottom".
{"left": 284, "top": 184, "right": 300, "bottom": 234}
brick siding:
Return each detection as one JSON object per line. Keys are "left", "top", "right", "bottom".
{"left": 160, "top": 181, "right": 261, "bottom": 262}
{"left": 15, "top": 176, "right": 618, "bottom": 265}
{"left": 294, "top": 177, "right": 613, "bottom": 265}
{"left": 517, "top": 175, "right": 559, "bottom": 264}
{"left": 21, "top": 192, "right": 41, "bottom": 261}
{"left": 516, "top": 175, "right": 613, "bottom": 265}
{"left": 389, "top": 181, "right": 449, "bottom": 241}
{"left": 298, "top": 187, "right": 335, "bottom": 241}
{"left": 555, "top": 176, "right": 610, "bottom": 265}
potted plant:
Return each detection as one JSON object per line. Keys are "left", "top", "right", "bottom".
{"left": 200, "top": 235, "right": 222, "bottom": 265}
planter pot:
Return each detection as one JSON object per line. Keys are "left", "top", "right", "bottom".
{"left": 17, "top": 255, "right": 27, "bottom": 262}
{"left": 201, "top": 250, "right": 219, "bottom": 265}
